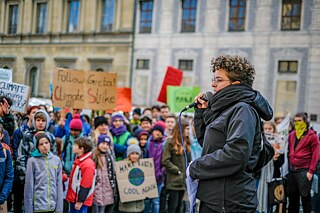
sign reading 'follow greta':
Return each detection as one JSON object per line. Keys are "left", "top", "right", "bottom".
{"left": 52, "top": 68, "right": 117, "bottom": 110}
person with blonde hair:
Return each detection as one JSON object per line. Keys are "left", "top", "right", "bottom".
{"left": 92, "top": 134, "right": 116, "bottom": 213}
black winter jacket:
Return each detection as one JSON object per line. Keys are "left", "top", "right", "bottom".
{"left": 189, "top": 84, "right": 273, "bottom": 212}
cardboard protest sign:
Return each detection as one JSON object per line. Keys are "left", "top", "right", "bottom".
{"left": 0, "top": 80, "right": 30, "bottom": 113}
{"left": 167, "top": 86, "right": 200, "bottom": 112}
{"left": 116, "top": 88, "right": 132, "bottom": 112}
{"left": 157, "top": 67, "right": 183, "bottom": 103}
{"left": 0, "top": 68, "right": 12, "bottom": 82}
{"left": 52, "top": 68, "right": 117, "bottom": 110}
{"left": 115, "top": 158, "right": 158, "bottom": 203}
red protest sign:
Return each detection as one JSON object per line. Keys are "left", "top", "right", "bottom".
{"left": 116, "top": 88, "right": 132, "bottom": 112}
{"left": 157, "top": 66, "right": 183, "bottom": 103}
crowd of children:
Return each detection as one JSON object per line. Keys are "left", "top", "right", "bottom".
{"left": 0, "top": 94, "right": 319, "bottom": 213}
{"left": 0, "top": 95, "right": 203, "bottom": 213}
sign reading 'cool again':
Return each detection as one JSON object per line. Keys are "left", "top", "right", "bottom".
{"left": 115, "top": 158, "right": 158, "bottom": 203}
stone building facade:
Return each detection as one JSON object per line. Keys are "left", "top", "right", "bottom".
{"left": 0, "top": 0, "right": 134, "bottom": 98}
{"left": 132, "top": 0, "right": 320, "bottom": 120}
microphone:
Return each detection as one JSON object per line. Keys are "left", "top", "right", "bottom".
{"left": 181, "top": 92, "right": 208, "bottom": 112}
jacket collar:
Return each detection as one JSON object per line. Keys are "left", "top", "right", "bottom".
{"left": 79, "top": 152, "right": 92, "bottom": 162}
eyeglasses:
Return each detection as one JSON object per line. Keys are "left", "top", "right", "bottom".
{"left": 211, "top": 77, "right": 231, "bottom": 85}
{"left": 113, "top": 119, "right": 123, "bottom": 123}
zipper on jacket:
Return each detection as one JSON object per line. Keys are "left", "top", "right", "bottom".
{"left": 33, "top": 194, "right": 36, "bottom": 207}
{"left": 221, "top": 178, "right": 226, "bottom": 213}
{"left": 46, "top": 155, "right": 51, "bottom": 209}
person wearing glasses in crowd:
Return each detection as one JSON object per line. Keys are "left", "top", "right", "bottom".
{"left": 188, "top": 55, "right": 273, "bottom": 213}
{"left": 109, "top": 112, "right": 132, "bottom": 161}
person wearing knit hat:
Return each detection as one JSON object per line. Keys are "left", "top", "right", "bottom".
{"left": 119, "top": 144, "right": 144, "bottom": 212}
{"left": 94, "top": 116, "right": 108, "bottom": 129}
{"left": 152, "top": 124, "right": 165, "bottom": 136}
{"left": 97, "top": 134, "right": 111, "bottom": 146}
{"left": 109, "top": 112, "right": 131, "bottom": 161}
{"left": 92, "top": 133, "right": 116, "bottom": 211}
{"left": 24, "top": 132, "right": 63, "bottom": 213}
{"left": 146, "top": 120, "right": 166, "bottom": 213}
{"left": 137, "top": 130, "right": 149, "bottom": 158}
{"left": 34, "top": 131, "right": 50, "bottom": 149}
{"left": 70, "top": 114, "right": 83, "bottom": 131}
{"left": 126, "top": 144, "right": 141, "bottom": 159}
{"left": 130, "top": 108, "right": 142, "bottom": 128}
{"left": 61, "top": 114, "right": 86, "bottom": 175}
{"left": 140, "top": 115, "right": 152, "bottom": 132}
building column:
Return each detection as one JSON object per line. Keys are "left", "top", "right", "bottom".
{"left": 18, "top": 0, "right": 25, "bottom": 34}
{"left": 203, "top": 0, "right": 221, "bottom": 33}
{"left": 159, "top": 0, "right": 173, "bottom": 34}
{"left": 311, "top": 0, "right": 320, "bottom": 29}
{"left": 0, "top": 0, "right": 5, "bottom": 33}
{"left": 254, "top": 0, "right": 272, "bottom": 31}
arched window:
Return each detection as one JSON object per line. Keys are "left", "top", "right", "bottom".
{"left": 29, "top": 67, "right": 38, "bottom": 97}
{"left": 2, "top": 66, "right": 10, "bottom": 69}
{"left": 96, "top": 68, "right": 104, "bottom": 72}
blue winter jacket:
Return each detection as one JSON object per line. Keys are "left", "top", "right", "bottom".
{"left": 54, "top": 113, "right": 91, "bottom": 138}
{"left": 0, "top": 143, "right": 14, "bottom": 204}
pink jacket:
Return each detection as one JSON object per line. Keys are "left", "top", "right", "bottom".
{"left": 93, "top": 156, "right": 114, "bottom": 206}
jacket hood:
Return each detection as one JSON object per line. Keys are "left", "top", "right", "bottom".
{"left": 250, "top": 90, "right": 273, "bottom": 121}
{"left": 205, "top": 84, "right": 273, "bottom": 124}
{"left": 32, "top": 109, "right": 50, "bottom": 131}
{"left": 31, "top": 149, "right": 53, "bottom": 158}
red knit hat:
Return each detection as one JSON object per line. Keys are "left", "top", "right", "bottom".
{"left": 70, "top": 114, "right": 83, "bottom": 130}
{"left": 153, "top": 121, "right": 166, "bottom": 131}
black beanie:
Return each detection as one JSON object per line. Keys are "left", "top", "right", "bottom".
{"left": 94, "top": 116, "right": 108, "bottom": 129}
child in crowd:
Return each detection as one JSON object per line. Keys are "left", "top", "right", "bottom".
{"left": 189, "top": 119, "right": 202, "bottom": 161}
{"left": 66, "top": 137, "right": 96, "bottom": 213}
{"left": 62, "top": 114, "right": 84, "bottom": 176}
{"left": 91, "top": 116, "right": 113, "bottom": 147}
{"left": 109, "top": 112, "right": 132, "bottom": 161}
{"left": 257, "top": 121, "right": 285, "bottom": 213}
{"left": 24, "top": 131, "right": 63, "bottom": 213}
{"left": 164, "top": 114, "right": 177, "bottom": 137}
{"left": 16, "top": 109, "right": 56, "bottom": 183}
{"left": 92, "top": 134, "right": 117, "bottom": 213}
{"left": 162, "top": 122, "right": 191, "bottom": 213}
{"left": 146, "top": 123, "right": 166, "bottom": 213}
{"left": 0, "top": 124, "right": 14, "bottom": 207}
{"left": 119, "top": 144, "right": 145, "bottom": 213}
{"left": 137, "top": 130, "right": 149, "bottom": 158}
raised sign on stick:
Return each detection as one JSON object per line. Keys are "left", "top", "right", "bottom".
{"left": 52, "top": 68, "right": 117, "bottom": 110}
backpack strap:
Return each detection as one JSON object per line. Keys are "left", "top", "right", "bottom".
{"left": 3, "top": 148, "right": 6, "bottom": 159}
{"left": 62, "top": 134, "right": 70, "bottom": 161}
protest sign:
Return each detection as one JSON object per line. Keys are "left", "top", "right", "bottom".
{"left": 157, "top": 67, "right": 183, "bottom": 103}
{"left": 116, "top": 88, "right": 132, "bottom": 112}
{"left": 0, "top": 80, "right": 30, "bottom": 113}
{"left": 52, "top": 68, "right": 117, "bottom": 110}
{"left": 0, "top": 68, "right": 12, "bottom": 82}
{"left": 167, "top": 86, "right": 200, "bottom": 112}
{"left": 115, "top": 158, "right": 158, "bottom": 203}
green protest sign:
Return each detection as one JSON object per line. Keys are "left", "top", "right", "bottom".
{"left": 167, "top": 86, "right": 200, "bottom": 113}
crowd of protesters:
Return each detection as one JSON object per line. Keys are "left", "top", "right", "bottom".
{"left": 0, "top": 93, "right": 319, "bottom": 213}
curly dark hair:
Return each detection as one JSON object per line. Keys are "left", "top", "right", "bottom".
{"left": 210, "top": 55, "right": 255, "bottom": 87}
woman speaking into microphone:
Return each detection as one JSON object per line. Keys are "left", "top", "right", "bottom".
{"left": 188, "top": 55, "right": 273, "bottom": 213}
